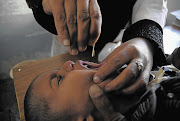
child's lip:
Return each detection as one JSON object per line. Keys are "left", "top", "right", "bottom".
{"left": 77, "top": 60, "right": 101, "bottom": 70}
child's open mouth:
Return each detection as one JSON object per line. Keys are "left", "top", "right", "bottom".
{"left": 78, "top": 60, "right": 102, "bottom": 70}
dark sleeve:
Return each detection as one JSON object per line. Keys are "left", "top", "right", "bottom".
{"left": 25, "top": 0, "right": 57, "bottom": 35}
{"left": 26, "top": 0, "right": 42, "bottom": 9}
{"left": 122, "top": 19, "right": 166, "bottom": 67}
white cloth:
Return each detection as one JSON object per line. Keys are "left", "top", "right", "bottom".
{"left": 132, "top": 0, "right": 168, "bottom": 28}
{"left": 51, "top": 35, "right": 68, "bottom": 57}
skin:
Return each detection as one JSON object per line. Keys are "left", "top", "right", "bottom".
{"left": 89, "top": 38, "right": 154, "bottom": 120}
{"left": 42, "top": 0, "right": 102, "bottom": 55}
{"left": 42, "top": 0, "right": 154, "bottom": 117}
{"left": 37, "top": 0, "right": 156, "bottom": 119}
{"left": 93, "top": 38, "right": 154, "bottom": 95}
{"left": 32, "top": 60, "right": 138, "bottom": 121}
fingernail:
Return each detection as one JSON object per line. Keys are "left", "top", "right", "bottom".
{"left": 89, "top": 85, "right": 103, "bottom": 98}
{"left": 78, "top": 46, "right": 86, "bottom": 52}
{"left": 71, "top": 49, "right": 78, "bottom": 55}
{"left": 93, "top": 76, "right": 101, "bottom": 83}
{"left": 63, "top": 39, "right": 70, "bottom": 46}
{"left": 105, "top": 86, "right": 111, "bottom": 92}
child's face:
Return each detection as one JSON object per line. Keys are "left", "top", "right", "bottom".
{"left": 32, "top": 60, "right": 106, "bottom": 120}
{"left": 32, "top": 60, "right": 136, "bottom": 120}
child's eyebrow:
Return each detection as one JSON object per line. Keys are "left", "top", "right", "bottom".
{"left": 49, "top": 72, "right": 57, "bottom": 89}
{"left": 32, "top": 75, "right": 40, "bottom": 82}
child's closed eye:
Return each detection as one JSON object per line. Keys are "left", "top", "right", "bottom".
{"left": 50, "top": 72, "right": 63, "bottom": 85}
{"left": 57, "top": 75, "right": 63, "bottom": 85}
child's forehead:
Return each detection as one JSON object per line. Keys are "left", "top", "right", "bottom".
{"left": 31, "top": 71, "right": 56, "bottom": 94}
{"left": 36, "top": 70, "right": 58, "bottom": 80}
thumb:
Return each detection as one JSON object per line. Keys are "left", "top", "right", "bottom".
{"left": 89, "top": 85, "right": 126, "bottom": 121}
{"left": 42, "top": 0, "right": 52, "bottom": 15}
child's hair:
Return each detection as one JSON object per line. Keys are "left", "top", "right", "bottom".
{"left": 24, "top": 77, "right": 72, "bottom": 121}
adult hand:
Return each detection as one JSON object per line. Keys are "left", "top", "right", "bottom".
{"left": 89, "top": 85, "right": 127, "bottom": 121}
{"left": 93, "top": 38, "right": 154, "bottom": 95}
{"left": 42, "top": 0, "right": 102, "bottom": 55}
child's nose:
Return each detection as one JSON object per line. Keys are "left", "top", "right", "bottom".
{"left": 64, "top": 61, "right": 75, "bottom": 71}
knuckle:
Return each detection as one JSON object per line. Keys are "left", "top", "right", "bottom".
{"left": 107, "top": 79, "right": 121, "bottom": 91}
{"left": 142, "top": 82, "right": 147, "bottom": 90}
{"left": 90, "top": 11, "right": 101, "bottom": 19}
{"left": 139, "top": 79, "right": 146, "bottom": 88}
{"left": 57, "top": 26, "right": 68, "bottom": 38}
{"left": 127, "top": 44, "right": 138, "bottom": 52}
{"left": 127, "top": 68, "right": 137, "bottom": 79}
{"left": 58, "top": 25, "right": 67, "bottom": 35}
{"left": 67, "top": 14, "right": 77, "bottom": 28}
{"left": 137, "top": 80, "right": 147, "bottom": 94}
{"left": 127, "top": 44, "right": 146, "bottom": 60}
{"left": 126, "top": 44, "right": 139, "bottom": 55}
{"left": 61, "top": 25, "right": 67, "bottom": 31}
{"left": 55, "top": 14, "right": 66, "bottom": 24}
{"left": 78, "top": 11, "right": 90, "bottom": 22}
{"left": 141, "top": 77, "right": 148, "bottom": 87}
{"left": 112, "top": 58, "right": 121, "bottom": 66}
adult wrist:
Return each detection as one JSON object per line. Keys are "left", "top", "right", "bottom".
{"left": 122, "top": 19, "right": 166, "bottom": 67}
{"left": 25, "top": 0, "right": 57, "bottom": 34}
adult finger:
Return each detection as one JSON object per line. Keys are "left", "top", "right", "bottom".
{"left": 52, "top": 0, "right": 70, "bottom": 46}
{"left": 64, "top": 0, "right": 78, "bottom": 55}
{"left": 77, "top": 0, "right": 90, "bottom": 52}
{"left": 93, "top": 47, "right": 132, "bottom": 83}
{"left": 89, "top": 0, "right": 102, "bottom": 46}
{"left": 68, "top": 47, "right": 78, "bottom": 55}
{"left": 121, "top": 74, "right": 148, "bottom": 96}
{"left": 89, "top": 85, "right": 125, "bottom": 121}
{"left": 121, "top": 61, "right": 151, "bottom": 95}
{"left": 104, "top": 60, "right": 144, "bottom": 92}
